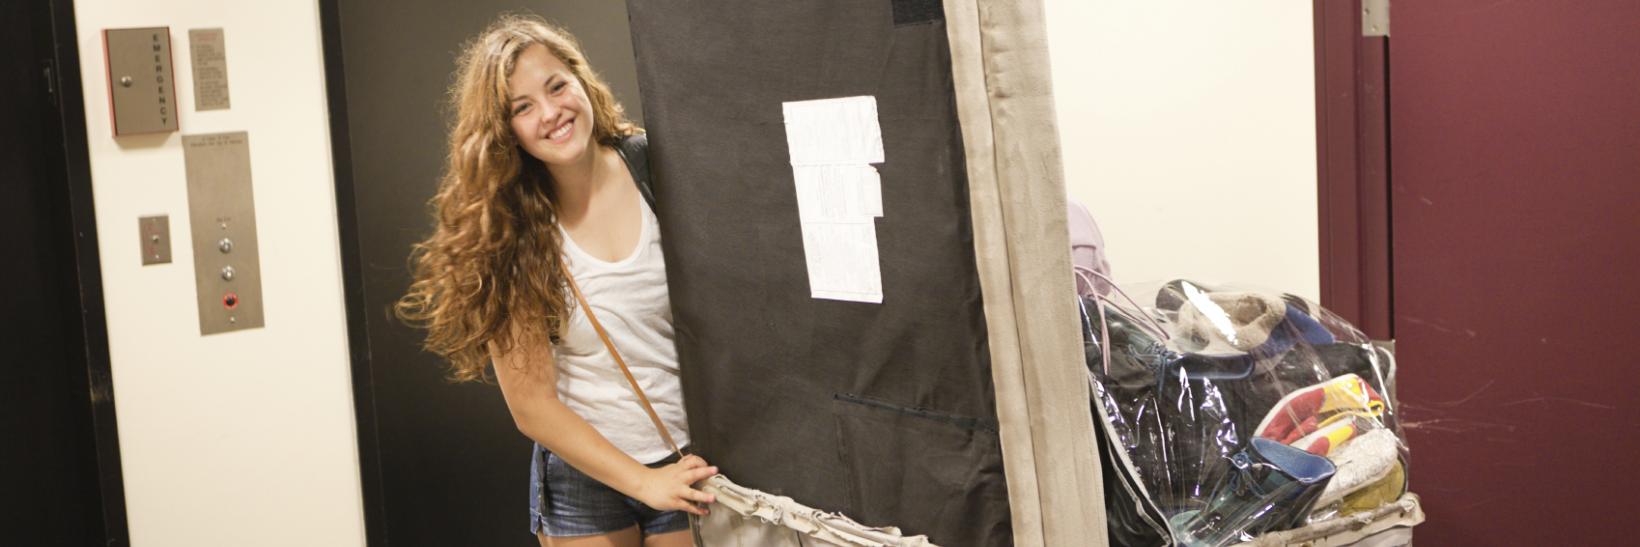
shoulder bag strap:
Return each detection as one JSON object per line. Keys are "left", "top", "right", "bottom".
{"left": 562, "top": 257, "right": 706, "bottom": 547}
{"left": 560, "top": 258, "right": 684, "bottom": 459}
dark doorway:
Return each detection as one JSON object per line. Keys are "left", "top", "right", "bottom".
{"left": 319, "top": 1, "right": 645, "bottom": 544}
{"left": 0, "top": 0, "right": 126, "bottom": 545}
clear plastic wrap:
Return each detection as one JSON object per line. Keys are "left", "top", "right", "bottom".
{"left": 1077, "top": 278, "right": 1411, "bottom": 546}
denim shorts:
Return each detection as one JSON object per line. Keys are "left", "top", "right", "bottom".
{"left": 529, "top": 444, "right": 691, "bottom": 537}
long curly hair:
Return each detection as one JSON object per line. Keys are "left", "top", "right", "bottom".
{"left": 396, "top": 14, "right": 640, "bottom": 382}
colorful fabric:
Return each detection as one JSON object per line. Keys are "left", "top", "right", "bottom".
{"left": 1255, "top": 374, "right": 1387, "bottom": 446}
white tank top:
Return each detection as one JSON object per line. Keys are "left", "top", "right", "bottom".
{"left": 554, "top": 193, "right": 689, "bottom": 463}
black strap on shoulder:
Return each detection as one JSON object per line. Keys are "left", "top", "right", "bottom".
{"left": 614, "top": 133, "right": 656, "bottom": 211}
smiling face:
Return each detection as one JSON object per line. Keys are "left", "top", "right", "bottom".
{"left": 507, "top": 44, "right": 595, "bottom": 168}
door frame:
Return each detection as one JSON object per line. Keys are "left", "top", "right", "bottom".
{"left": 1314, "top": 0, "right": 1392, "bottom": 340}
{"left": 314, "top": 0, "right": 391, "bottom": 544}
{"left": 35, "top": 0, "right": 130, "bottom": 543}
{"left": 313, "top": 0, "right": 399, "bottom": 543}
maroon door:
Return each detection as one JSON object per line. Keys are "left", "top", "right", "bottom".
{"left": 1390, "top": 1, "right": 1640, "bottom": 544}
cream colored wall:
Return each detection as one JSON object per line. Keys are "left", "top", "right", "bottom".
{"left": 73, "top": 1, "right": 364, "bottom": 545}
{"left": 1044, "top": 1, "right": 1321, "bottom": 300}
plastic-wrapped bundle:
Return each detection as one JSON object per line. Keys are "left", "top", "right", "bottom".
{"left": 1078, "top": 278, "right": 1416, "bottom": 546}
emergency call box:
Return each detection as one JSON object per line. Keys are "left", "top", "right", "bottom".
{"left": 104, "top": 27, "right": 179, "bottom": 136}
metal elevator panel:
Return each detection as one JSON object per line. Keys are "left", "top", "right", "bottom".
{"left": 104, "top": 27, "right": 179, "bottom": 136}
{"left": 182, "top": 131, "right": 264, "bottom": 335}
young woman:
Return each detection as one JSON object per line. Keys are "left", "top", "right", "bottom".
{"left": 397, "top": 15, "right": 714, "bottom": 547}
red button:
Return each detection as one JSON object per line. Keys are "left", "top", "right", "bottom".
{"left": 223, "top": 292, "right": 239, "bottom": 310}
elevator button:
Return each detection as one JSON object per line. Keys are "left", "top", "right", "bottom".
{"left": 223, "top": 292, "right": 239, "bottom": 309}
{"left": 221, "top": 265, "right": 235, "bottom": 281}
{"left": 218, "top": 238, "right": 233, "bottom": 254}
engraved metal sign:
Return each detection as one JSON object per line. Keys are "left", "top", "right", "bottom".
{"left": 104, "top": 27, "right": 179, "bottom": 135}
{"left": 188, "top": 28, "right": 230, "bottom": 111}
{"left": 182, "top": 131, "right": 264, "bottom": 335}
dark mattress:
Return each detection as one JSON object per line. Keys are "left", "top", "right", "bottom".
{"left": 628, "top": 2, "right": 1010, "bottom": 545}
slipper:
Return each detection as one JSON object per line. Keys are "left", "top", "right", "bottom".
{"left": 1315, "top": 428, "right": 1400, "bottom": 507}
{"left": 1336, "top": 459, "right": 1406, "bottom": 515}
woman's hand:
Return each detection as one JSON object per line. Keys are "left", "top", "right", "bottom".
{"left": 632, "top": 454, "right": 719, "bottom": 516}
{"left": 490, "top": 332, "right": 717, "bottom": 516}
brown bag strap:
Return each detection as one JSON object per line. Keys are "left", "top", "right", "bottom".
{"left": 561, "top": 259, "right": 685, "bottom": 460}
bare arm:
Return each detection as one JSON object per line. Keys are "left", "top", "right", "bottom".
{"left": 488, "top": 332, "right": 716, "bottom": 514}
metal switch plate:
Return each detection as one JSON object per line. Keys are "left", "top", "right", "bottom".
{"left": 138, "top": 215, "right": 171, "bottom": 265}
{"left": 183, "top": 131, "right": 263, "bottom": 335}
{"left": 104, "top": 27, "right": 179, "bottom": 136}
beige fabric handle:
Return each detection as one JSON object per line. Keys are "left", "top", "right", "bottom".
{"left": 561, "top": 260, "right": 685, "bottom": 459}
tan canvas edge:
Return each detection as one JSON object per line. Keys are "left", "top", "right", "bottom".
{"left": 973, "top": 3, "right": 1109, "bottom": 546}
{"left": 940, "top": 0, "right": 1044, "bottom": 544}
{"left": 941, "top": 0, "right": 1045, "bottom": 545}
{"left": 944, "top": 1, "right": 1108, "bottom": 545}
{"left": 1239, "top": 493, "right": 1426, "bottom": 547}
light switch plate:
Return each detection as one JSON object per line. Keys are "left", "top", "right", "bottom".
{"left": 104, "top": 27, "right": 179, "bottom": 136}
{"left": 138, "top": 215, "right": 171, "bottom": 265}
